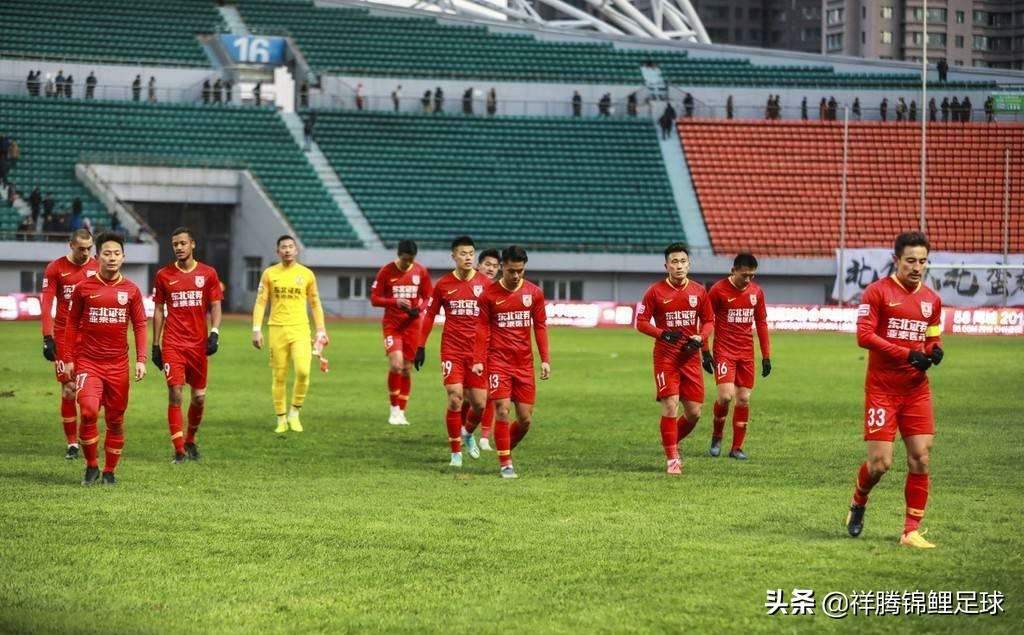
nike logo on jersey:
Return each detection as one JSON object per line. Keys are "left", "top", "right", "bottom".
{"left": 389, "top": 278, "right": 399, "bottom": 283}
{"left": 888, "top": 302, "right": 901, "bottom": 307}
{"left": 727, "top": 297, "right": 738, "bottom": 302}
{"left": 447, "top": 289, "right": 458, "bottom": 295}
{"left": 496, "top": 299, "right": 508, "bottom": 305}
{"left": 662, "top": 298, "right": 673, "bottom": 304}
{"left": 89, "top": 294, "right": 101, "bottom": 299}
{"left": 60, "top": 272, "right": 72, "bottom": 277}
{"left": 169, "top": 280, "right": 179, "bottom": 286}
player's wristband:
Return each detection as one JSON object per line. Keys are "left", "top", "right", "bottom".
{"left": 252, "top": 326, "right": 261, "bottom": 333}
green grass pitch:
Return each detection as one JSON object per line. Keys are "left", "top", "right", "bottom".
{"left": 0, "top": 319, "right": 1021, "bottom": 634}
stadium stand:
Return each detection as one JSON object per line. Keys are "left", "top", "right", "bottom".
{"left": 0, "top": 95, "right": 360, "bottom": 247}
{"left": 677, "top": 119, "right": 1024, "bottom": 257}
{"left": 308, "top": 109, "right": 682, "bottom": 251}
{"left": 238, "top": 0, "right": 992, "bottom": 89}
{"left": 1, "top": 0, "right": 220, "bottom": 66}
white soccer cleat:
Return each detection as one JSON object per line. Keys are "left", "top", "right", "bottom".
{"left": 500, "top": 465, "right": 518, "bottom": 479}
{"left": 449, "top": 452, "right": 463, "bottom": 467}
{"left": 388, "top": 405, "right": 405, "bottom": 425}
{"left": 463, "top": 430, "right": 480, "bottom": 459}
{"left": 397, "top": 410, "right": 410, "bottom": 425}
{"left": 478, "top": 437, "right": 492, "bottom": 451}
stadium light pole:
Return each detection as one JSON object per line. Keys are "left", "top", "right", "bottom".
{"left": 920, "top": 0, "right": 928, "bottom": 233}
{"left": 839, "top": 104, "right": 850, "bottom": 306}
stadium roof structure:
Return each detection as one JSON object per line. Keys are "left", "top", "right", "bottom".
{"left": 355, "top": 0, "right": 710, "bottom": 43}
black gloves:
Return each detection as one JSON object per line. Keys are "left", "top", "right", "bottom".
{"left": 908, "top": 350, "right": 932, "bottom": 372}
{"left": 413, "top": 347, "right": 426, "bottom": 371}
{"left": 43, "top": 335, "right": 57, "bottom": 362}
{"left": 762, "top": 358, "right": 772, "bottom": 377}
{"left": 930, "top": 345, "right": 943, "bottom": 367}
{"left": 152, "top": 345, "right": 163, "bottom": 371}
{"left": 701, "top": 350, "right": 715, "bottom": 375}
{"left": 206, "top": 331, "right": 219, "bottom": 356}
{"left": 659, "top": 330, "right": 683, "bottom": 344}
{"left": 405, "top": 306, "right": 420, "bottom": 319}
{"left": 683, "top": 337, "right": 702, "bottom": 351}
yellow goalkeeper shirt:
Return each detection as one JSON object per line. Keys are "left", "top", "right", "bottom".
{"left": 251, "top": 262, "right": 325, "bottom": 330}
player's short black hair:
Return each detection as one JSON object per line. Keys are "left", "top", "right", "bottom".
{"left": 894, "top": 232, "right": 930, "bottom": 256}
{"left": 501, "top": 245, "right": 528, "bottom": 264}
{"left": 94, "top": 232, "right": 124, "bottom": 252}
{"left": 478, "top": 248, "right": 500, "bottom": 264}
{"left": 397, "top": 239, "right": 418, "bottom": 256}
{"left": 664, "top": 242, "right": 689, "bottom": 259}
{"left": 171, "top": 226, "right": 195, "bottom": 241}
{"left": 733, "top": 253, "right": 758, "bottom": 269}
{"left": 451, "top": 235, "right": 475, "bottom": 251}
{"left": 277, "top": 234, "right": 296, "bottom": 247}
{"left": 70, "top": 229, "right": 92, "bottom": 244}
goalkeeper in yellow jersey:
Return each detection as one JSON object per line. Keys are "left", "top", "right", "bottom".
{"left": 251, "top": 235, "right": 328, "bottom": 433}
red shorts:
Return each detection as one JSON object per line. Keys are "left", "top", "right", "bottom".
{"left": 383, "top": 323, "right": 419, "bottom": 360}
{"left": 863, "top": 389, "right": 934, "bottom": 442}
{"left": 441, "top": 355, "right": 487, "bottom": 390}
{"left": 55, "top": 360, "right": 73, "bottom": 384}
{"left": 713, "top": 355, "right": 755, "bottom": 388}
{"left": 654, "top": 357, "right": 704, "bottom": 403}
{"left": 75, "top": 359, "right": 130, "bottom": 412}
{"left": 162, "top": 346, "right": 208, "bottom": 389}
{"left": 488, "top": 364, "right": 535, "bottom": 404}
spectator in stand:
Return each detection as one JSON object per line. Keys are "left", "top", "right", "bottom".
{"left": 827, "top": 96, "right": 838, "bottom": 121}
{"left": 627, "top": 92, "right": 638, "bottom": 117}
{"left": 852, "top": 98, "right": 862, "bottom": 120}
{"left": 64, "top": 74, "right": 73, "bottom": 98}
{"left": 928, "top": 98, "right": 937, "bottom": 123}
{"left": 70, "top": 197, "right": 91, "bottom": 232}
{"left": 43, "top": 192, "right": 56, "bottom": 220}
{"left": 880, "top": 97, "right": 888, "bottom": 122}
{"left": 819, "top": 98, "right": 827, "bottom": 121}
{"left": 801, "top": 97, "right": 808, "bottom": 121}
{"left": 774, "top": 95, "right": 783, "bottom": 119}
{"left": 486, "top": 88, "right": 497, "bottom": 116}
{"left": 463, "top": 88, "right": 474, "bottom": 115}
{"left": 253, "top": 82, "right": 262, "bottom": 106}
{"left": 961, "top": 96, "right": 972, "bottom": 122}
{"left": 950, "top": 96, "right": 960, "bottom": 122}
{"left": 148, "top": 76, "right": 157, "bottom": 102}
{"left": 86, "top": 72, "right": 97, "bottom": 99}
{"left": 213, "top": 78, "right": 223, "bottom": 104}
{"left": 658, "top": 102, "right": 677, "bottom": 140}
{"left": 26, "top": 71, "right": 34, "bottom": 96}
{"left": 29, "top": 187, "right": 42, "bottom": 227}
{"left": 299, "top": 81, "right": 309, "bottom": 108}
{"left": 909, "top": 100, "right": 918, "bottom": 122}
{"left": 44, "top": 73, "right": 55, "bottom": 98}
{"left": 0, "top": 136, "right": 8, "bottom": 187}
{"left": 355, "top": 83, "right": 365, "bottom": 111}
{"left": 17, "top": 214, "right": 35, "bottom": 240}
{"left": 984, "top": 96, "right": 995, "bottom": 123}
{"left": 202, "top": 80, "right": 211, "bottom": 104}
{"left": 434, "top": 87, "right": 444, "bottom": 113}
{"left": 43, "top": 212, "right": 58, "bottom": 234}
{"left": 572, "top": 91, "right": 582, "bottom": 117}
{"left": 110, "top": 212, "right": 125, "bottom": 234}
{"left": 941, "top": 97, "right": 950, "bottom": 122}
{"left": 55, "top": 70, "right": 65, "bottom": 98}
{"left": 132, "top": 75, "right": 142, "bottom": 101}
{"left": 726, "top": 95, "right": 733, "bottom": 120}
{"left": 683, "top": 92, "right": 694, "bottom": 118}
{"left": 895, "top": 97, "right": 906, "bottom": 122}
{"left": 7, "top": 138, "right": 20, "bottom": 169}
{"left": 225, "top": 80, "right": 233, "bottom": 104}
{"left": 422, "top": 90, "right": 432, "bottom": 113}
{"left": 391, "top": 85, "right": 401, "bottom": 112}
{"left": 598, "top": 93, "right": 611, "bottom": 116}
{"left": 5, "top": 181, "right": 15, "bottom": 205}
{"left": 937, "top": 58, "right": 948, "bottom": 83}
{"left": 764, "top": 95, "right": 773, "bottom": 120}
{"left": 303, "top": 112, "right": 316, "bottom": 151}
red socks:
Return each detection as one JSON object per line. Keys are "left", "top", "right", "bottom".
{"left": 903, "top": 472, "right": 930, "bottom": 534}
{"left": 104, "top": 429, "right": 124, "bottom": 473}
{"left": 852, "top": 461, "right": 882, "bottom": 506}
{"left": 399, "top": 374, "right": 411, "bottom": 410}
{"left": 731, "top": 405, "right": 749, "bottom": 451}
{"left": 660, "top": 416, "right": 679, "bottom": 460}
{"left": 510, "top": 421, "right": 529, "bottom": 449}
{"left": 61, "top": 397, "right": 77, "bottom": 445}
{"left": 677, "top": 415, "right": 698, "bottom": 441}
{"left": 168, "top": 405, "right": 185, "bottom": 454}
{"left": 445, "top": 409, "right": 462, "bottom": 453}
{"left": 186, "top": 404, "right": 204, "bottom": 443}
{"left": 494, "top": 420, "right": 512, "bottom": 467}
{"left": 479, "top": 401, "right": 494, "bottom": 441}
{"left": 79, "top": 415, "right": 100, "bottom": 468}
{"left": 387, "top": 371, "right": 402, "bottom": 407}
{"left": 712, "top": 401, "right": 728, "bottom": 439}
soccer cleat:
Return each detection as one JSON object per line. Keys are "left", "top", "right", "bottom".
{"left": 274, "top": 417, "right": 289, "bottom": 434}
{"left": 288, "top": 413, "right": 303, "bottom": 432}
{"left": 388, "top": 406, "right": 405, "bottom": 426}
{"left": 500, "top": 465, "right": 518, "bottom": 479}
{"left": 729, "top": 449, "right": 749, "bottom": 461}
{"left": 397, "top": 410, "right": 410, "bottom": 425}
{"left": 478, "top": 437, "right": 492, "bottom": 452}
{"left": 81, "top": 466, "right": 100, "bottom": 487}
{"left": 101, "top": 472, "right": 116, "bottom": 486}
{"left": 172, "top": 453, "right": 187, "bottom": 465}
{"left": 184, "top": 442, "right": 201, "bottom": 461}
{"left": 667, "top": 458, "right": 682, "bottom": 475}
{"left": 709, "top": 437, "right": 722, "bottom": 458}
{"left": 65, "top": 444, "right": 80, "bottom": 461}
{"left": 899, "top": 529, "right": 936, "bottom": 549}
{"left": 449, "top": 452, "right": 463, "bottom": 467}
{"left": 846, "top": 504, "right": 866, "bottom": 537}
{"left": 463, "top": 432, "right": 480, "bottom": 459}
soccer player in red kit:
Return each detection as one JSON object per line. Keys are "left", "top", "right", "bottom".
{"left": 472, "top": 248, "right": 501, "bottom": 450}
{"left": 472, "top": 245, "right": 550, "bottom": 479}
{"left": 846, "top": 232, "right": 944, "bottom": 549}
{"left": 152, "top": 227, "right": 223, "bottom": 464}
{"left": 635, "top": 243, "right": 714, "bottom": 475}
{"left": 62, "top": 233, "right": 147, "bottom": 486}
{"left": 415, "top": 236, "right": 491, "bottom": 466}
{"left": 371, "top": 240, "right": 432, "bottom": 425}
{"left": 704, "top": 253, "right": 771, "bottom": 460}
{"left": 40, "top": 229, "right": 97, "bottom": 459}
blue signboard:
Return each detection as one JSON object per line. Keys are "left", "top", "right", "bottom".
{"left": 219, "top": 34, "right": 286, "bottom": 64}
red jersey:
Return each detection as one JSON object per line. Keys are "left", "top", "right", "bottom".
{"left": 421, "top": 269, "right": 491, "bottom": 359}
{"left": 63, "top": 273, "right": 147, "bottom": 365}
{"left": 857, "top": 275, "right": 942, "bottom": 395}
{"left": 706, "top": 278, "right": 770, "bottom": 359}
{"left": 41, "top": 255, "right": 98, "bottom": 340}
{"left": 370, "top": 260, "right": 432, "bottom": 331}
{"left": 635, "top": 278, "right": 714, "bottom": 365}
{"left": 153, "top": 261, "right": 223, "bottom": 351}
{"left": 474, "top": 279, "right": 550, "bottom": 370}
